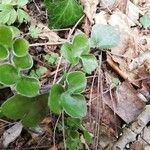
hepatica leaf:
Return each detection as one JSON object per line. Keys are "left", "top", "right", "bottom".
{"left": 66, "top": 71, "right": 87, "bottom": 94}
{"left": 72, "top": 33, "right": 90, "bottom": 57}
{"left": 0, "top": 25, "right": 13, "bottom": 47}
{"left": 61, "top": 33, "right": 90, "bottom": 65}
{"left": 44, "top": 0, "right": 84, "bottom": 29}
{"left": 90, "top": 24, "right": 120, "bottom": 49}
{"left": 0, "top": 64, "right": 20, "bottom": 85}
{"left": 0, "top": 45, "right": 9, "bottom": 60}
{"left": 81, "top": 54, "right": 98, "bottom": 74}
{"left": 61, "top": 93, "right": 87, "bottom": 118}
{"left": 12, "top": 54, "right": 33, "bottom": 70}
{"left": 16, "top": 76, "right": 40, "bottom": 97}
{"left": 13, "top": 38, "right": 29, "bottom": 57}
{"left": 140, "top": 14, "right": 150, "bottom": 28}
{"left": 48, "top": 84, "right": 64, "bottom": 114}
{"left": 61, "top": 42, "right": 79, "bottom": 64}
{"left": 1, "top": 94, "right": 48, "bottom": 127}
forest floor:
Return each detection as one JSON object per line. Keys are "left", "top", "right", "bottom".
{"left": 0, "top": 0, "right": 150, "bottom": 150}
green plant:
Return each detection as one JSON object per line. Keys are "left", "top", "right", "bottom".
{"left": 43, "top": 52, "right": 59, "bottom": 65}
{"left": 0, "top": 25, "right": 40, "bottom": 97}
{"left": 65, "top": 117, "right": 93, "bottom": 150}
{"left": 1, "top": 94, "right": 48, "bottom": 127}
{"left": 48, "top": 71, "right": 87, "bottom": 118}
{"left": 44, "top": 0, "right": 84, "bottom": 29}
{"left": 61, "top": 33, "right": 98, "bottom": 74}
{"left": 90, "top": 24, "right": 120, "bottom": 49}
{"left": 29, "top": 24, "right": 42, "bottom": 39}
{"left": 140, "top": 14, "right": 150, "bottom": 29}
{"left": 0, "top": 0, "right": 30, "bottom": 25}
{"left": 30, "top": 66, "right": 48, "bottom": 79}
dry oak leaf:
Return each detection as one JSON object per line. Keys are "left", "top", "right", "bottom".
{"left": 80, "top": 0, "right": 99, "bottom": 23}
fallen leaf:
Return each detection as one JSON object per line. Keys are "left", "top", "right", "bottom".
{"left": 80, "top": 0, "right": 99, "bottom": 23}
{"left": 2, "top": 122, "right": 23, "bottom": 148}
{"left": 103, "top": 82, "right": 145, "bottom": 123}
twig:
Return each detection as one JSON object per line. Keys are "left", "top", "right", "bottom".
{"left": 53, "top": 114, "right": 61, "bottom": 148}
{"left": 62, "top": 111, "right": 66, "bottom": 150}
{"left": 29, "top": 42, "right": 65, "bottom": 47}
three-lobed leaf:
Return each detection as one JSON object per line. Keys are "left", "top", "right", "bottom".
{"left": 48, "top": 84, "right": 64, "bottom": 114}
{"left": 61, "top": 93, "right": 87, "bottom": 118}
{"left": 44, "top": 0, "right": 84, "bottom": 29}
{"left": 90, "top": 24, "right": 120, "bottom": 49}
{"left": 12, "top": 54, "right": 33, "bottom": 70}
{"left": 16, "top": 76, "right": 40, "bottom": 97}
{"left": 0, "top": 45, "right": 9, "bottom": 60}
{"left": 66, "top": 71, "right": 87, "bottom": 93}
{"left": 0, "top": 64, "right": 20, "bottom": 85}
{"left": 81, "top": 54, "right": 98, "bottom": 74}
{"left": 1, "top": 94, "right": 48, "bottom": 127}
{"left": 0, "top": 25, "right": 12, "bottom": 47}
{"left": 13, "top": 38, "right": 29, "bottom": 57}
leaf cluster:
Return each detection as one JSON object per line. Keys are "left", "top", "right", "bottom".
{"left": 0, "top": 0, "right": 30, "bottom": 25}
{"left": 0, "top": 25, "right": 40, "bottom": 97}
{"left": 61, "top": 33, "right": 98, "bottom": 74}
{"left": 49, "top": 71, "right": 87, "bottom": 118}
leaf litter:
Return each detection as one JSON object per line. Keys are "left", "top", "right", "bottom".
{"left": 0, "top": 0, "right": 150, "bottom": 149}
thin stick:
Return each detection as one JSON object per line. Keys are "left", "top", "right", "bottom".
{"left": 62, "top": 111, "right": 66, "bottom": 150}
{"left": 29, "top": 41, "right": 65, "bottom": 47}
{"left": 53, "top": 114, "right": 61, "bottom": 148}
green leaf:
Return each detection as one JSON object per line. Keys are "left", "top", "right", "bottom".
{"left": 61, "top": 33, "right": 89, "bottom": 65}
{"left": 29, "top": 24, "right": 41, "bottom": 39}
{"left": 6, "top": 7, "right": 17, "bottom": 25}
{"left": 90, "top": 24, "right": 120, "bottom": 49}
{"left": 66, "top": 71, "right": 86, "bottom": 93}
{"left": 140, "top": 14, "right": 150, "bottom": 28}
{"left": 1, "top": 0, "right": 12, "bottom": 4}
{"left": 81, "top": 54, "right": 98, "bottom": 74}
{"left": 1, "top": 94, "right": 48, "bottom": 127}
{"left": 66, "top": 133, "right": 81, "bottom": 150}
{"left": 9, "top": 26, "right": 20, "bottom": 38}
{"left": 61, "top": 93, "right": 87, "bottom": 118}
{"left": 83, "top": 130, "right": 93, "bottom": 144}
{"left": 13, "top": 38, "right": 29, "bottom": 57}
{"left": 17, "top": 9, "right": 30, "bottom": 23}
{"left": 0, "top": 25, "right": 13, "bottom": 47}
{"left": 16, "top": 76, "right": 40, "bottom": 97}
{"left": 0, "top": 45, "right": 9, "bottom": 60}
{"left": 30, "top": 66, "right": 47, "bottom": 79}
{"left": 17, "top": 0, "right": 29, "bottom": 7}
{"left": 48, "top": 84, "right": 64, "bottom": 114}
{"left": 66, "top": 117, "right": 81, "bottom": 129}
{"left": 72, "top": 33, "right": 90, "bottom": 57}
{"left": 61, "top": 42, "right": 79, "bottom": 64}
{"left": 35, "top": 66, "right": 47, "bottom": 77}
{"left": 12, "top": 54, "right": 33, "bottom": 70}
{"left": 44, "top": 0, "right": 84, "bottom": 29}
{"left": 0, "top": 4, "right": 17, "bottom": 25}
{"left": 0, "top": 64, "right": 20, "bottom": 85}
{"left": 43, "top": 52, "right": 59, "bottom": 65}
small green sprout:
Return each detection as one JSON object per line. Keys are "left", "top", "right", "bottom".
{"left": 61, "top": 33, "right": 98, "bottom": 74}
